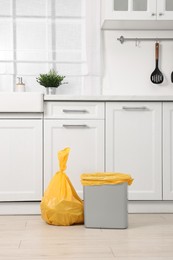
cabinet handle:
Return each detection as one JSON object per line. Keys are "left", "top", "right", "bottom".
{"left": 122, "top": 106, "right": 148, "bottom": 111}
{"left": 62, "top": 109, "right": 88, "bottom": 113}
{"left": 151, "top": 13, "right": 156, "bottom": 16}
{"left": 159, "top": 13, "right": 164, "bottom": 16}
{"left": 63, "top": 124, "right": 88, "bottom": 128}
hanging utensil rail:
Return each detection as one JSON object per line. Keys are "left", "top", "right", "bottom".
{"left": 117, "top": 36, "right": 173, "bottom": 44}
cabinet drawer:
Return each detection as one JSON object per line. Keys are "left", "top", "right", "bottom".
{"left": 44, "top": 102, "right": 104, "bottom": 119}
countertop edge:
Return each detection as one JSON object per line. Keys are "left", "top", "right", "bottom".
{"left": 44, "top": 95, "right": 173, "bottom": 101}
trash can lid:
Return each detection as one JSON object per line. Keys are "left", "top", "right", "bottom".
{"left": 80, "top": 172, "right": 133, "bottom": 186}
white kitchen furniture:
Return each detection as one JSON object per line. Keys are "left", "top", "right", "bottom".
{"left": 43, "top": 98, "right": 173, "bottom": 212}
{"left": 1, "top": 95, "right": 173, "bottom": 214}
{"left": 106, "top": 102, "right": 162, "bottom": 200}
{"left": 0, "top": 93, "right": 43, "bottom": 212}
{"left": 158, "top": 0, "right": 173, "bottom": 20}
{"left": 0, "top": 114, "right": 43, "bottom": 201}
{"left": 163, "top": 102, "right": 173, "bottom": 200}
{"left": 101, "top": 0, "right": 173, "bottom": 29}
{"left": 44, "top": 102, "right": 105, "bottom": 198}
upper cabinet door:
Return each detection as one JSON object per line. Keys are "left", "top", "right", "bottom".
{"left": 102, "top": 0, "right": 156, "bottom": 20}
{"left": 157, "top": 0, "right": 173, "bottom": 20}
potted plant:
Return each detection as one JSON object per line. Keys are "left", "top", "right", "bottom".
{"left": 36, "top": 69, "right": 66, "bottom": 94}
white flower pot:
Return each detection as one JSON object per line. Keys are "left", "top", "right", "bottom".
{"left": 46, "top": 88, "right": 56, "bottom": 95}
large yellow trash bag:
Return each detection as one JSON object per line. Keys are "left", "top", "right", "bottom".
{"left": 40, "top": 147, "right": 84, "bottom": 226}
{"left": 81, "top": 172, "right": 133, "bottom": 186}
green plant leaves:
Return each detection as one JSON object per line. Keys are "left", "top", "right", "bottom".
{"left": 36, "top": 69, "right": 66, "bottom": 88}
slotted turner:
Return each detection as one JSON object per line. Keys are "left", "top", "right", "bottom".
{"left": 150, "top": 42, "right": 164, "bottom": 84}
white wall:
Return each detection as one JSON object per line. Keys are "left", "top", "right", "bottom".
{"left": 102, "top": 30, "right": 173, "bottom": 95}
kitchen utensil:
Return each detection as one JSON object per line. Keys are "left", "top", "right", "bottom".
{"left": 171, "top": 71, "right": 173, "bottom": 83}
{"left": 150, "top": 42, "right": 164, "bottom": 84}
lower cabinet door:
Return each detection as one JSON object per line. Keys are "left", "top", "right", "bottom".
{"left": 44, "top": 119, "right": 104, "bottom": 198}
{"left": 163, "top": 102, "right": 173, "bottom": 200}
{"left": 106, "top": 102, "right": 162, "bottom": 200}
{"left": 0, "top": 120, "right": 42, "bottom": 201}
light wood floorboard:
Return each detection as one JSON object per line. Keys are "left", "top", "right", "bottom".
{"left": 0, "top": 214, "right": 173, "bottom": 259}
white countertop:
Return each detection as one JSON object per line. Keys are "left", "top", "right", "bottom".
{"left": 44, "top": 94, "right": 173, "bottom": 101}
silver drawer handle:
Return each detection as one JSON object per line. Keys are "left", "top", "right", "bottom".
{"left": 122, "top": 106, "right": 148, "bottom": 111}
{"left": 63, "top": 124, "right": 87, "bottom": 128}
{"left": 62, "top": 109, "right": 88, "bottom": 113}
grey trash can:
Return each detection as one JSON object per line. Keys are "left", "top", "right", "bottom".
{"left": 83, "top": 182, "right": 128, "bottom": 229}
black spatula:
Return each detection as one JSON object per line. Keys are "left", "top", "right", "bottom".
{"left": 171, "top": 71, "right": 173, "bottom": 83}
{"left": 150, "top": 42, "right": 164, "bottom": 84}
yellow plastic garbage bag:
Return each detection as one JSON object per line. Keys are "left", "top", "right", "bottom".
{"left": 40, "top": 147, "right": 84, "bottom": 226}
{"left": 81, "top": 172, "right": 133, "bottom": 186}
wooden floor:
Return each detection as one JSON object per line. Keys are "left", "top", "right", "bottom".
{"left": 0, "top": 214, "right": 173, "bottom": 259}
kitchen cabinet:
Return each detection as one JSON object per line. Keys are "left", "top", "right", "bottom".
{"left": 106, "top": 102, "right": 162, "bottom": 200}
{"left": 101, "top": 0, "right": 173, "bottom": 29}
{"left": 158, "top": 0, "right": 173, "bottom": 20}
{"left": 1, "top": 98, "right": 173, "bottom": 214}
{"left": 0, "top": 116, "right": 43, "bottom": 201}
{"left": 44, "top": 102, "right": 105, "bottom": 198}
{"left": 163, "top": 102, "right": 173, "bottom": 200}
{"left": 102, "top": 0, "right": 173, "bottom": 20}
{"left": 102, "top": 0, "right": 155, "bottom": 20}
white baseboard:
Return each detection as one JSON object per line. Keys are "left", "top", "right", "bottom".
{"left": 0, "top": 202, "right": 41, "bottom": 215}
{"left": 0, "top": 201, "right": 173, "bottom": 215}
{"left": 128, "top": 201, "right": 173, "bottom": 213}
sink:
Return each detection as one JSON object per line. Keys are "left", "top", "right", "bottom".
{"left": 0, "top": 93, "right": 44, "bottom": 112}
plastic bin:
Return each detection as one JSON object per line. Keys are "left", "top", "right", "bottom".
{"left": 81, "top": 173, "right": 133, "bottom": 229}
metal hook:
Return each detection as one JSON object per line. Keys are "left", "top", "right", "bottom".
{"left": 135, "top": 38, "right": 141, "bottom": 47}
{"left": 135, "top": 38, "right": 138, "bottom": 47}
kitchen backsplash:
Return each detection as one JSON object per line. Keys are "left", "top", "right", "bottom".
{"left": 102, "top": 30, "right": 173, "bottom": 95}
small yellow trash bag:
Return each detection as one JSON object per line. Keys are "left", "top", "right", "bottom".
{"left": 40, "top": 147, "right": 84, "bottom": 226}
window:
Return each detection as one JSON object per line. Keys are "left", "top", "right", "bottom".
{"left": 0, "top": 0, "right": 100, "bottom": 94}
